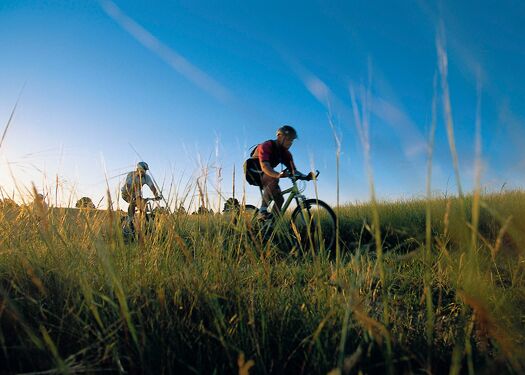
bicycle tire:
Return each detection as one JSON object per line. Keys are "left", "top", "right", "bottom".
{"left": 291, "top": 199, "right": 337, "bottom": 252}
{"left": 244, "top": 204, "right": 258, "bottom": 212}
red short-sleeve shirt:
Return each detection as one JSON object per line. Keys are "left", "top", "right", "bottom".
{"left": 256, "top": 140, "right": 295, "bottom": 171}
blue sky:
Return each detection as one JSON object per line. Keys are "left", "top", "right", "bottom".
{"left": 1, "top": 1, "right": 524, "bottom": 210}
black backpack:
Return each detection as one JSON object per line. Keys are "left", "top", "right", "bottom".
{"left": 243, "top": 140, "right": 277, "bottom": 186}
{"left": 244, "top": 158, "right": 262, "bottom": 186}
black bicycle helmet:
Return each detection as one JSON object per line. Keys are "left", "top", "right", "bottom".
{"left": 276, "top": 125, "right": 298, "bottom": 139}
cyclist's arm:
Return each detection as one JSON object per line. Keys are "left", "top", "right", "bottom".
{"left": 283, "top": 151, "right": 296, "bottom": 175}
{"left": 258, "top": 142, "right": 288, "bottom": 179}
{"left": 284, "top": 154, "right": 313, "bottom": 179}
{"left": 145, "top": 175, "right": 161, "bottom": 198}
{"left": 294, "top": 170, "right": 316, "bottom": 180}
{"left": 151, "top": 186, "right": 159, "bottom": 197}
{"left": 260, "top": 161, "right": 290, "bottom": 179}
{"left": 260, "top": 161, "right": 282, "bottom": 179}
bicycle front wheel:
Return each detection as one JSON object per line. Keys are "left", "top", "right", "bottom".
{"left": 291, "top": 199, "right": 337, "bottom": 252}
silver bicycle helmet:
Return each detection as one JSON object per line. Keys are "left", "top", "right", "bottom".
{"left": 137, "top": 161, "right": 149, "bottom": 171}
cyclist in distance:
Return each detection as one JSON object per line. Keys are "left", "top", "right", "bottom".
{"left": 246, "top": 125, "right": 313, "bottom": 220}
{"left": 121, "top": 161, "right": 162, "bottom": 223}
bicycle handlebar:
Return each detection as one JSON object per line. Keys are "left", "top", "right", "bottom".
{"left": 288, "top": 170, "right": 320, "bottom": 182}
{"left": 144, "top": 196, "right": 163, "bottom": 202}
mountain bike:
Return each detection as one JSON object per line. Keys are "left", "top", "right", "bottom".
{"left": 254, "top": 170, "right": 337, "bottom": 253}
{"left": 121, "top": 196, "right": 163, "bottom": 243}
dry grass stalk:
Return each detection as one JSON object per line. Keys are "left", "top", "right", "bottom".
{"left": 457, "top": 291, "right": 519, "bottom": 366}
{"left": 493, "top": 216, "right": 513, "bottom": 260}
{"left": 237, "top": 352, "right": 255, "bottom": 375}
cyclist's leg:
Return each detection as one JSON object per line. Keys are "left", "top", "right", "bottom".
{"left": 136, "top": 196, "right": 147, "bottom": 222}
{"left": 127, "top": 191, "right": 145, "bottom": 222}
{"left": 260, "top": 174, "right": 283, "bottom": 216}
{"left": 127, "top": 197, "right": 136, "bottom": 222}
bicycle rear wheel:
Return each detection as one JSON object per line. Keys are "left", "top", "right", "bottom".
{"left": 291, "top": 199, "right": 337, "bottom": 252}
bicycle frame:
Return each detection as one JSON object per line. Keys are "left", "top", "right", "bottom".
{"left": 254, "top": 170, "right": 337, "bottom": 252}
{"left": 259, "top": 176, "right": 316, "bottom": 241}
{"left": 122, "top": 196, "right": 163, "bottom": 243}
{"left": 261, "top": 177, "right": 306, "bottom": 216}
{"left": 280, "top": 182, "right": 303, "bottom": 212}
{"left": 127, "top": 197, "right": 160, "bottom": 228}
{"left": 256, "top": 175, "right": 319, "bottom": 247}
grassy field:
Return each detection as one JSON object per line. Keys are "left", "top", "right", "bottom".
{"left": 0, "top": 191, "right": 524, "bottom": 374}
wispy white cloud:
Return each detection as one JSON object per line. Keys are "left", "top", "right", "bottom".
{"left": 283, "top": 58, "right": 332, "bottom": 108}
{"left": 99, "top": 0, "right": 233, "bottom": 103}
{"left": 369, "top": 95, "right": 427, "bottom": 158}
{"left": 282, "top": 52, "right": 428, "bottom": 162}
{"left": 415, "top": 1, "right": 488, "bottom": 92}
{"left": 304, "top": 75, "right": 331, "bottom": 105}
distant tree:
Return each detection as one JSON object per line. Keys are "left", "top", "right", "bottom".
{"left": 0, "top": 198, "right": 19, "bottom": 210}
{"left": 197, "top": 206, "right": 207, "bottom": 215}
{"left": 223, "top": 198, "right": 240, "bottom": 213}
{"left": 75, "top": 197, "right": 95, "bottom": 209}
{"left": 196, "top": 206, "right": 213, "bottom": 215}
{"left": 176, "top": 205, "right": 187, "bottom": 215}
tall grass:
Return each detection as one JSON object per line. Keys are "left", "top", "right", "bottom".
{"left": 1, "top": 28, "right": 525, "bottom": 375}
{"left": 0, "top": 189, "right": 524, "bottom": 373}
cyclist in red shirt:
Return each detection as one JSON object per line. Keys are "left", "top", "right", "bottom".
{"left": 248, "top": 125, "right": 312, "bottom": 220}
